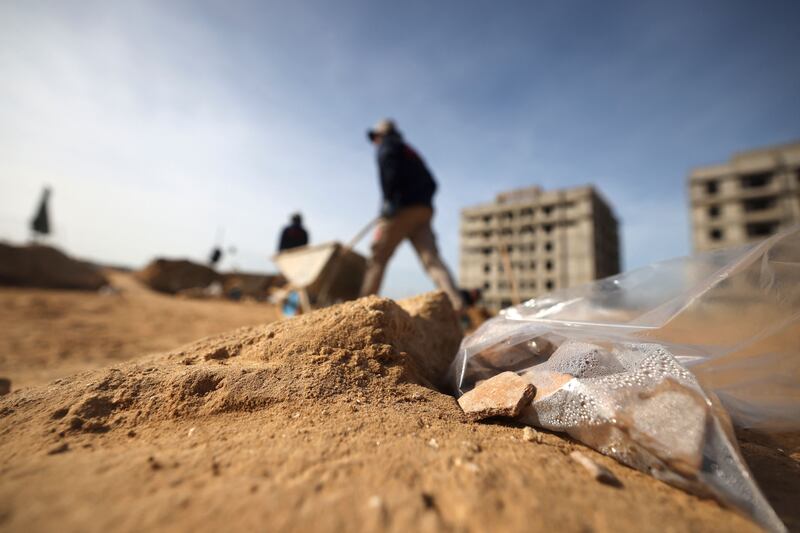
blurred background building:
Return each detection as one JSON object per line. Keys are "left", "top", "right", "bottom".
{"left": 689, "top": 141, "right": 800, "bottom": 252}
{"left": 459, "top": 185, "right": 620, "bottom": 311}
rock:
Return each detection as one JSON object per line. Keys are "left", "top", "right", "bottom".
{"left": 461, "top": 441, "right": 481, "bottom": 454}
{"left": 629, "top": 380, "right": 708, "bottom": 476}
{"left": 0, "top": 377, "right": 10, "bottom": 396}
{"left": 0, "top": 243, "right": 107, "bottom": 290}
{"left": 570, "top": 451, "right": 621, "bottom": 487}
{"left": 367, "top": 495, "right": 384, "bottom": 510}
{"left": 457, "top": 371, "right": 535, "bottom": 421}
{"left": 453, "top": 457, "right": 480, "bottom": 473}
{"left": 522, "top": 426, "right": 541, "bottom": 443}
{"left": 47, "top": 442, "right": 69, "bottom": 455}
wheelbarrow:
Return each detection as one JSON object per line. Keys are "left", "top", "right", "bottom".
{"left": 272, "top": 217, "right": 379, "bottom": 313}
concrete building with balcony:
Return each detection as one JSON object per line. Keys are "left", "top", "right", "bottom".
{"left": 689, "top": 141, "right": 800, "bottom": 252}
{"left": 459, "top": 185, "right": 620, "bottom": 312}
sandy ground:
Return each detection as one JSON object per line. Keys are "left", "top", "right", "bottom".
{"left": 0, "top": 280, "right": 797, "bottom": 532}
{"left": 0, "top": 271, "right": 280, "bottom": 389}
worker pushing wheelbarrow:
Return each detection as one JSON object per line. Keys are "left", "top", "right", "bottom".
{"left": 274, "top": 118, "right": 465, "bottom": 316}
{"left": 272, "top": 234, "right": 370, "bottom": 314}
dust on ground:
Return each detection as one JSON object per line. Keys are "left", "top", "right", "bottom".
{"left": 1, "top": 290, "right": 797, "bottom": 532}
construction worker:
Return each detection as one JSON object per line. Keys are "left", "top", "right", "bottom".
{"left": 360, "top": 119, "right": 464, "bottom": 312}
{"left": 278, "top": 213, "right": 309, "bottom": 252}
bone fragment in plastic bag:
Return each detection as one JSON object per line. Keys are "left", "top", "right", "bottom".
{"left": 452, "top": 229, "right": 800, "bottom": 531}
{"left": 516, "top": 341, "right": 785, "bottom": 532}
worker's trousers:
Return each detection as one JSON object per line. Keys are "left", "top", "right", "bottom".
{"left": 360, "top": 205, "right": 464, "bottom": 311}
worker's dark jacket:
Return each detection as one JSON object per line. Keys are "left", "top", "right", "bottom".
{"left": 377, "top": 132, "right": 437, "bottom": 217}
{"left": 278, "top": 224, "right": 308, "bottom": 252}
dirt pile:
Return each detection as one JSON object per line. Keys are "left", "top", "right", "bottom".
{"left": 221, "top": 272, "right": 285, "bottom": 300}
{"left": 8, "top": 293, "right": 460, "bottom": 435}
{"left": 136, "top": 258, "right": 220, "bottom": 294}
{"left": 0, "top": 242, "right": 107, "bottom": 290}
{"left": 0, "top": 292, "right": 788, "bottom": 532}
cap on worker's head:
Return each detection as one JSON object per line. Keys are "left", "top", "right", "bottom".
{"left": 291, "top": 212, "right": 302, "bottom": 224}
{"left": 367, "top": 118, "right": 398, "bottom": 142}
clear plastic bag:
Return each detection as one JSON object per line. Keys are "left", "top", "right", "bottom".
{"left": 450, "top": 227, "right": 800, "bottom": 532}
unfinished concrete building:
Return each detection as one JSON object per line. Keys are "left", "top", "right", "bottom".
{"left": 460, "top": 185, "right": 620, "bottom": 312}
{"left": 689, "top": 141, "right": 800, "bottom": 252}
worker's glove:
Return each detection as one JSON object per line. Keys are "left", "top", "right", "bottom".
{"left": 380, "top": 200, "right": 397, "bottom": 218}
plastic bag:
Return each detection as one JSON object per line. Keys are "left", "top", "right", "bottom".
{"left": 449, "top": 227, "right": 800, "bottom": 532}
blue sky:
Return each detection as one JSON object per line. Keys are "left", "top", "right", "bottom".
{"left": 1, "top": 0, "right": 799, "bottom": 298}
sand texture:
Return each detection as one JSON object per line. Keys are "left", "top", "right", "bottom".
{"left": 0, "top": 284, "right": 797, "bottom": 532}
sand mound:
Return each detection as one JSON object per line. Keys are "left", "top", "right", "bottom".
{"left": 0, "top": 292, "right": 783, "bottom": 532}
{"left": 3, "top": 293, "right": 461, "bottom": 437}
{"left": 136, "top": 258, "right": 220, "bottom": 294}
{"left": 0, "top": 243, "right": 107, "bottom": 290}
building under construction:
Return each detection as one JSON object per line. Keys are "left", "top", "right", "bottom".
{"left": 459, "top": 185, "right": 620, "bottom": 312}
{"left": 689, "top": 141, "right": 800, "bottom": 252}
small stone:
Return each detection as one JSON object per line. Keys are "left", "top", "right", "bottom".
{"left": 368, "top": 495, "right": 384, "bottom": 509}
{"left": 570, "top": 451, "right": 621, "bottom": 486}
{"left": 83, "top": 420, "right": 109, "bottom": 433}
{"left": 0, "top": 377, "right": 11, "bottom": 395}
{"left": 465, "top": 462, "right": 480, "bottom": 473}
{"left": 47, "top": 442, "right": 69, "bottom": 455}
{"left": 457, "top": 372, "right": 535, "bottom": 421}
{"left": 50, "top": 407, "right": 69, "bottom": 420}
{"left": 461, "top": 441, "right": 481, "bottom": 454}
{"left": 427, "top": 438, "right": 440, "bottom": 449}
{"left": 522, "top": 427, "right": 541, "bottom": 443}
{"left": 454, "top": 457, "right": 480, "bottom": 473}
{"left": 67, "top": 416, "right": 84, "bottom": 430}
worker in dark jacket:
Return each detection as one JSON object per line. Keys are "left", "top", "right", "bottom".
{"left": 278, "top": 213, "right": 309, "bottom": 252}
{"left": 360, "top": 119, "right": 463, "bottom": 311}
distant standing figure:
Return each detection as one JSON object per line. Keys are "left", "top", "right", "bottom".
{"left": 208, "top": 246, "right": 223, "bottom": 267}
{"left": 278, "top": 213, "right": 309, "bottom": 252}
{"left": 360, "top": 119, "right": 464, "bottom": 312}
{"left": 30, "top": 186, "right": 51, "bottom": 240}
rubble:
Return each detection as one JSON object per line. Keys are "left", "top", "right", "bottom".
{"left": 457, "top": 371, "right": 535, "bottom": 421}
